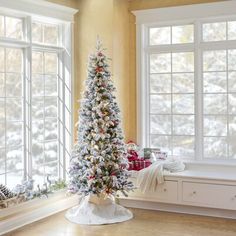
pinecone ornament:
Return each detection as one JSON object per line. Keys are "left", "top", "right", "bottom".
{"left": 0, "top": 184, "right": 15, "bottom": 200}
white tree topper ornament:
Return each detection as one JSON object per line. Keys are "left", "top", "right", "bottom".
{"left": 66, "top": 39, "right": 133, "bottom": 225}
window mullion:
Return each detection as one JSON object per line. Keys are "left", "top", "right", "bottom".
{"left": 26, "top": 16, "right": 32, "bottom": 181}
{"left": 194, "top": 20, "right": 203, "bottom": 161}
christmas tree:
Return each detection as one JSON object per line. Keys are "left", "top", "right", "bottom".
{"left": 68, "top": 40, "right": 133, "bottom": 198}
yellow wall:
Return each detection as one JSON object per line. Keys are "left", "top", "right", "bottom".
{"left": 48, "top": 0, "right": 226, "bottom": 144}
{"left": 129, "top": 0, "right": 225, "bottom": 10}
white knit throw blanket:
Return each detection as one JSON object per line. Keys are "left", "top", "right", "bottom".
{"left": 136, "top": 159, "right": 185, "bottom": 193}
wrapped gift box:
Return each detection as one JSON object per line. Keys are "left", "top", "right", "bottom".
{"left": 128, "top": 158, "right": 152, "bottom": 171}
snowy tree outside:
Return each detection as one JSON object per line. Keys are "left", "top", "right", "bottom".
{"left": 0, "top": 16, "right": 61, "bottom": 189}
{"left": 148, "top": 22, "right": 236, "bottom": 159}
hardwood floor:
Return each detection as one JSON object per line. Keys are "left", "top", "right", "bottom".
{"left": 4, "top": 208, "right": 236, "bottom": 236}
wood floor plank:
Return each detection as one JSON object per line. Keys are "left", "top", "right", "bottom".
{"left": 4, "top": 208, "right": 236, "bottom": 236}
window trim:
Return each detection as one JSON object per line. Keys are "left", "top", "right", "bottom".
{"left": 133, "top": 1, "right": 236, "bottom": 164}
{"left": 0, "top": 0, "right": 78, "bottom": 22}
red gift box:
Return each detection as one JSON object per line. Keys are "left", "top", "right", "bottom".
{"left": 128, "top": 158, "right": 152, "bottom": 171}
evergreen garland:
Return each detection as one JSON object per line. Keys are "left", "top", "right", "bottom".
{"left": 0, "top": 184, "right": 15, "bottom": 200}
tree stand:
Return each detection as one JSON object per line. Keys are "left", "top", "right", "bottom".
{"left": 65, "top": 194, "right": 133, "bottom": 225}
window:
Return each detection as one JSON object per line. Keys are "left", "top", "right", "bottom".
{"left": 136, "top": 2, "right": 236, "bottom": 161}
{"left": 0, "top": 13, "right": 72, "bottom": 188}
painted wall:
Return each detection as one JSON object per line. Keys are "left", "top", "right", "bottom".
{"left": 47, "top": 0, "right": 226, "bottom": 144}
{"left": 129, "top": 0, "right": 225, "bottom": 10}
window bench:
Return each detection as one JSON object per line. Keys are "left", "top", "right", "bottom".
{"left": 119, "top": 163, "right": 236, "bottom": 219}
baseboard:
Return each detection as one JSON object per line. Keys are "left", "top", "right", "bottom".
{"left": 119, "top": 198, "right": 236, "bottom": 219}
{"left": 0, "top": 194, "right": 79, "bottom": 236}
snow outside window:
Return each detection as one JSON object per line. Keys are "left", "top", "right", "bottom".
{"left": 0, "top": 13, "right": 72, "bottom": 188}
{"left": 144, "top": 19, "right": 236, "bottom": 161}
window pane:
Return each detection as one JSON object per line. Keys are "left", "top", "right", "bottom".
{"left": 203, "top": 50, "right": 226, "bottom": 71}
{"left": 6, "top": 48, "right": 22, "bottom": 73}
{"left": 172, "top": 25, "right": 193, "bottom": 44}
{"left": 229, "top": 116, "right": 236, "bottom": 136}
{"left": 173, "top": 136, "right": 194, "bottom": 157}
{"left": 0, "top": 48, "right": 4, "bottom": 72}
{"left": 32, "top": 141, "right": 44, "bottom": 166}
{"left": 5, "top": 17, "right": 23, "bottom": 40}
{"left": 6, "top": 73, "right": 22, "bottom": 97}
{"left": 32, "top": 120, "right": 44, "bottom": 141}
{"left": 6, "top": 98, "right": 22, "bottom": 121}
{"left": 173, "top": 115, "right": 194, "bottom": 135}
{"left": 6, "top": 122, "right": 22, "bottom": 146}
{"left": 173, "top": 94, "right": 194, "bottom": 114}
{"left": 32, "top": 167, "right": 45, "bottom": 186}
{"left": 45, "top": 75, "right": 57, "bottom": 96}
{"left": 0, "top": 73, "right": 4, "bottom": 97}
{"left": 204, "top": 94, "right": 227, "bottom": 114}
{"left": 150, "top": 53, "right": 171, "bottom": 73}
{"left": 172, "top": 52, "right": 194, "bottom": 72}
{"left": 32, "top": 74, "right": 44, "bottom": 96}
{"left": 45, "top": 53, "right": 58, "bottom": 74}
{"left": 203, "top": 72, "right": 226, "bottom": 93}
{"left": 45, "top": 161, "right": 58, "bottom": 178}
{"left": 149, "top": 27, "right": 170, "bottom": 45}
{"left": 172, "top": 73, "right": 194, "bottom": 93}
{"left": 6, "top": 146, "right": 23, "bottom": 172}
{"left": 150, "top": 94, "right": 171, "bottom": 114}
{"left": 0, "top": 174, "right": 5, "bottom": 184}
{"left": 0, "top": 98, "right": 5, "bottom": 122}
{"left": 228, "top": 49, "right": 236, "bottom": 71}
{"left": 44, "top": 24, "right": 58, "bottom": 45}
{"left": 228, "top": 21, "right": 236, "bottom": 40}
{"left": 45, "top": 141, "right": 58, "bottom": 163}
{"left": 229, "top": 72, "right": 236, "bottom": 92}
{"left": 45, "top": 118, "right": 57, "bottom": 140}
{"left": 228, "top": 93, "right": 236, "bottom": 115}
{"left": 229, "top": 116, "right": 236, "bottom": 159}
{"left": 204, "top": 115, "right": 227, "bottom": 136}
{"left": 203, "top": 22, "right": 226, "bottom": 42}
{"left": 204, "top": 137, "right": 227, "bottom": 158}
{"left": 0, "top": 16, "right": 4, "bottom": 37}
{"left": 32, "top": 97, "right": 44, "bottom": 119}
{"left": 150, "top": 115, "right": 171, "bottom": 134}
{"left": 150, "top": 74, "right": 171, "bottom": 93}
{"left": 0, "top": 122, "right": 5, "bottom": 146}
{"left": 45, "top": 97, "right": 57, "bottom": 117}
{"left": 150, "top": 135, "right": 171, "bottom": 154}
{"left": 32, "top": 22, "right": 43, "bottom": 43}
{"left": 32, "top": 52, "right": 43, "bottom": 74}
{"left": 0, "top": 148, "right": 5, "bottom": 173}
{"left": 6, "top": 171, "right": 23, "bottom": 188}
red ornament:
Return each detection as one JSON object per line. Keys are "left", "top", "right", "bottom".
{"left": 88, "top": 175, "right": 95, "bottom": 180}
{"left": 96, "top": 67, "right": 103, "bottom": 73}
{"left": 98, "top": 52, "right": 103, "bottom": 57}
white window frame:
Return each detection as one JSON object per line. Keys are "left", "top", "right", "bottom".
{"left": 0, "top": 0, "right": 77, "bottom": 186}
{"left": 134, "top": 0, "right": 236, "bottom": 164}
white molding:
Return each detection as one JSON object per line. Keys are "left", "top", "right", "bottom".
{"left": 119, "top": 198, "right": 236, "bottom": 219}
{"left": 0, "top": 0, "right": 78, "bottom": 22}
{"left": 132, "top": 1, "right": 236, "bottom": 24}
{"left": 0, "top": 194, "right": 79, "bottom": 235}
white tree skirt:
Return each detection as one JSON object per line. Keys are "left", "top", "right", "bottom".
{"left": 65, "top": 195, "right": 133, "bottom": 225}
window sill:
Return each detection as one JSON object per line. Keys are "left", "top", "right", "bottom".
{"left": 0, "top": 190, "right": 79, "bottom": 235}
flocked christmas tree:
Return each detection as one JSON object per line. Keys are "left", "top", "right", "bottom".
{"left": 68, "top": 40, "right": 133, "bottom": 199}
